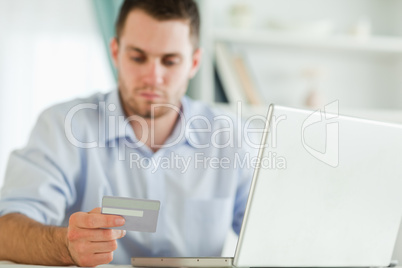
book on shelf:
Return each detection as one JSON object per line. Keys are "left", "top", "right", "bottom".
{"left": 232, "top": 55, "right": 263, "bottom": 105}
{"left": 214, "top": 41, "right": 263, "bottom": 106}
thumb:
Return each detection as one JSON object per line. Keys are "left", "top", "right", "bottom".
{"left": 88, "top": 207, "right": 102, "bottom": 214}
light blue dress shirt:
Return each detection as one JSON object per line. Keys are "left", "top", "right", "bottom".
{"left": 0, "top": 90, "right": 256, "bottom": 264}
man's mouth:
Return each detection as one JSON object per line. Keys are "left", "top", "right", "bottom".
{"left": 139, "top": 92, "right": 161, "bottom": 101}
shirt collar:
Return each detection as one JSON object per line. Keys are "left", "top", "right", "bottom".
{"left": 163, "top": 95, "right": 202, "bottom": 148}
{"left": 181, "top": 95, "right": 203, "bottom": 147}
{"left": 103, "top": 90, "right": 201, "bottom": 148}
{"left": 104, "top": 89, "right": 136, "bottom": 143}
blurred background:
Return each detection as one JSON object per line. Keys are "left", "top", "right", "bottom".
{"left": 0, "top": 0, "right": 116, "bottom": 188}
{"left": 2, "top": 0, "right": 402, "bottom": 191}
{"left": 1, "top": 0, "right": 402, "bottom": 258}
{"left": 2, "top": 0, "right": 402, "bottom": 194}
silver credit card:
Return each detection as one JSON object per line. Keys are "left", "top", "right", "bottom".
{"left": 101, "top": 196, "right": 160, "bottom": 233}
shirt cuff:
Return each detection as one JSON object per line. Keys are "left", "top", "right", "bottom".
{"left": 0, "top": 201, "right": 47, "bottom": 224}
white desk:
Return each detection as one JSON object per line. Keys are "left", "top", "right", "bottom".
{"left": 0, "top": 261, "right": 131, "bottom": 268}
{"left": 2, "top": 262, "right": 401, "bottom": 268}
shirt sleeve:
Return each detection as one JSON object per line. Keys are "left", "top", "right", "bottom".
{"left": 230, "top": 111, "right": 261, "bottom": 235}
{"left": 0, "top": 106, "right": 80, "bottom": 225}
{"left": 231, "top": 147, "right": 257, "bottom": 235}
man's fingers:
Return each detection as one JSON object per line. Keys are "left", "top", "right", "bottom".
{"left": 91, "top": 240, "right": 118, "bottom": 254}
{"left": 70, "top": 212, "right": 125, "bottom": 229}
{"left": 74, "top": 252, "right": 114, "bottom": 267}
{"left": 89, "top": 229, "right": 126, "bottom": 242}
{"left": 68, "top": 227, "right": 126, "bottom": 242}
{"left": 93, "top": 252, "right": 114, "bottom": 266}
{"left": 89, "top": 207, "right": 102, "bottom": 214}
{"left": 67, "top": 208, "right": 124, "bottom": 267}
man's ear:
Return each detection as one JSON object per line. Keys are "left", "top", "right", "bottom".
{"left": 110, "top": 37, "right": 119, "bottom": 68}
{"left": 189, "top": 48, "right": 202, "bottom": 79}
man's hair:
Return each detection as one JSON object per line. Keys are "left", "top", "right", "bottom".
{"left": 115, "top": 0, "right": 200, "bottom": 49}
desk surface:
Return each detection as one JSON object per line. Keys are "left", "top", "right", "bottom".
{"left": 0, "top": 261, "right": 131, "bottom": 267}
{"left": 2, "top": 262, "right": 402, "bottom": 268}
{"left": 2, "top": 261, "right": 401, "bottom": 268}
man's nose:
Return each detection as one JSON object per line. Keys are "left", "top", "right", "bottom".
{"left": 142, "top": 61, "right": 164, "bottom": 87}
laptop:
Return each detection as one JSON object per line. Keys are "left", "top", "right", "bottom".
{"left": 132, "top": 103, "right": 402, "bottom": 267}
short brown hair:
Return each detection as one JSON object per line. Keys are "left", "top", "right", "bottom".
{"left": 115, "top": 0, "right": 200, "bottom": 49}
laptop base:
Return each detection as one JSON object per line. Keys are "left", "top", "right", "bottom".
{"left": 131, "top": 257, "right": 233, "bottom": 267}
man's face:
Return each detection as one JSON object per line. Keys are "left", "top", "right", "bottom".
{"left": 111, "top": 9, "right": 201, "bottom": 119}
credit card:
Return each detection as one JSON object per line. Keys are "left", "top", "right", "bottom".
{"left": 101, "top": 196, "right": 160, "bottom": 233}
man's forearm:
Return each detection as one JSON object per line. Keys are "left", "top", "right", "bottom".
{"left": 0, "top": 213, "right": 74, "bottom": 266}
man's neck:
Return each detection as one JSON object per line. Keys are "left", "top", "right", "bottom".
{"left": 131, "top": 108, "right": 181, "bottom": 153}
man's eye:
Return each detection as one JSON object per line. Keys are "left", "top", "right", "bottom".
{"left": 163, "top": 58, "right": 179, "bottom": 66}
{"left": 130, "top": 57, "right": 145, "bottom": 63}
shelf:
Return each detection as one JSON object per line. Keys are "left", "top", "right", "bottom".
{"left": 214, "top": 29, "right": 402, "bottom": 54}
{"left": 212, "top": 102, "right": 402, "bottom": 125}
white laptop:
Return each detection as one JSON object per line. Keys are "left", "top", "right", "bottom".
{"left": 132, "top": 104, "right": 402, "bottom": 267}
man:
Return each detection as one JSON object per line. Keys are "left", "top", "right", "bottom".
{"left": 0, "top": 0, "right": 255, "bottom": 266}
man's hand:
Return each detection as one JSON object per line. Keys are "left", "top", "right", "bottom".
{"left": 66, "top": 207, "right": 126, "bottom": 267}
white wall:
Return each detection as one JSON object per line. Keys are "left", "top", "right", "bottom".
{"left": 212, "top": 0, "right": 402, "bottom": 35}
{"left": 0, "top": 0, "right": 116, "bottom": 188}
{"left": 243, "top": 45, "right": 401, "bottom": 110}
{"left": 209, "top": 0, "right": 402, "bottom": 110}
